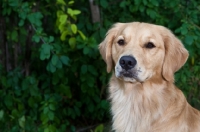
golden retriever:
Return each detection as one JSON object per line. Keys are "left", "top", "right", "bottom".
{"left": 99, "top": 22, "right": 200, "bottom": 132}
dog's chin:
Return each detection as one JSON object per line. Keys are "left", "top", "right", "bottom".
{"left": 115, "top": 65, "right": 144, "bottom": 83}
{"left": 115, "top": 72, "right": 140, "bottom": 83}
{"left": 119, "top": 76, "right": 137, "bottom": 83}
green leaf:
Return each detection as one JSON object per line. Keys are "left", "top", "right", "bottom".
{"left": 28, "top": 97, "right": 35, "bottom": 108}
{"left": 139, "top": 5, "right": 145, "bottom": 12}
{"left": 100, "top": 0, "right": 108, "bottom": 8}
{"left": 142, "top": 0, "right": 148, "bottom": 5}
{"left": 60, "top": 55, "right": 70, "bottom": 66}
{"left": 71, "top": 126, "right": 76, "bottom": 131}
{"left": 67, "top": 8, "right": 74, "bottom": 16}
{"left": 19, "top": 104, "right": 25, "bottom": 114}
{"left": 180, "top": 26, "right": 188, "bottom": 35}
{"left": 48, "top": 125, "right": 57, "bottom": 132}
{"left": 27, "top": 12, "right": 43, "bottom": 26}
{"left": 11, "top": 30, "right": 18, "bottom": 42}
{"left": 69, "top": 37, "right": 76, "bottom": 49}
{"left": 68, "top": 1, "right": 74, "bottom": 5}
{"left": 48, "top": 111, "right": 54, "bottom": 120}
{"left": 151, "top": 0, "right": 159, "bottom": 6}
{"left": 83, "top": 47, "right": 90, "bottom": 55}
{"left": 175, "top": 28, "right": 181, "bottom": 33}
{"left": 71, "top": 24, "right": 77, "bottom": 34}
{"left": 9, "top": 0, "right": 20, "bottom": 7}
{"left": 4, "top": 95, "right": 13, "bottom": 108}
{"left": 55, "top": 59, "right": 63, "bottom": 69}
{"left": 43, "top": 107, "right": 49, "bottom": 114}
{"left": 146, "top": 8, "right": 157, "bottom": 19}
{"left": 100, "top": 28, "right": 106, "bottom": 38}
{"left": 78, "top": 30, "right": 86, "bottom": 40}
{"left": 60, "top": 31, "right": 68, "bottom": 41}
{"left": 66, "top": 86, "right": 72, "bottom": 98}
{"left": 74, "top": 106, "right": 80, "bottom": 116}
{"left": 51, "top": 54, "right": 59, "bottom": 66}
{"left": 40, "top": 52, "right": 46, "bottom": 61}
{"left": 43, "top": 43, "right": 52, "bottom": 54}
{"left": 40, "top": 113, "right": 49, "bottom": 124}
{"left": 0, "top": 110, "right": 4, "bottom": 120}
{"left": 88, "top": 65, "right": 98, "bottom": 76}
{"left": 18, "top": 115, "right": 25, "bottom": 128}
{"left": 32, "top": 35, "right": 40, "bottom": 43}
{"left": 120, "top": 1, "right": 127, "bottom": 8}
{"left": 56, "top": 0, "right": 66, "bottom": 5}
{"left": 67, "top": 8, "right": 81, "bottom": 16}
{"left": 18, "top": 19, "right": 24, "bottom": 26}
{"left": 30, "top": 87, "right": 38, "bottom": 96}
{"left": 81, "top": 84, "right": 87, "bottom": 93}
{"left": 56, "top": 10, "right": 64, "bottom": 17}
{"left": 44, "top": 128, "right": 50, "bottom": 132}
{"left": 40, "top": 43, "right": 53, "bottom": 60}
{"left": 81, "top": 65, "right": 87, "bottom": 74}
{"left": 19, "top": 11, "right": 27, "bottom": 20}
{"left": 72, "top": 10, "right": 81, "bottom": 15}
{"left": 95, "top": 124, "right": 104, "bottom": 132}
{"left": 29, "top": 77, "right": 36, "bottom": 84}
{"left": 11, "top": 109, "right": 19, "bottom": 118}
{"left": 53, "top": 43, "right": 62, "bottom": 54}
{"left": 49, "top": 104, "right": 56, "bottom": 111}
{"left": 59, "top": 84, "right": 72, "bottom": 98}
{"left": 100, "top": 100, "right": 109, "bottom": 109}
{"left": 184, "top": 36, "right": 194, "bottom": 45}
{"left": 134, "top": 0, "right": 141, "bottom": 5}
{"left": 59, "top": 14, "right": 68, "bottom": 24}
{"left": 88, "top": 102, "right": 94, "bottom": 112}
{"left": 47, "top": 62, "right": 56, "bottom": 73}
{"left": 49, "top": 36, "right": 54, "bottom": 43}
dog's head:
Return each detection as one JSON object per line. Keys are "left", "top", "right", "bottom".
{"left": 99, "top": 22, "right": 188, "bottom": 83}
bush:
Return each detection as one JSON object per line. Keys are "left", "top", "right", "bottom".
{"left": 0, "top": 0, "right": 199, "bottom": 131}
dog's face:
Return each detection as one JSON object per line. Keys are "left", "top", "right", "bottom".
{"left": 99, "top": 22, "right": 188, "bottom": 83}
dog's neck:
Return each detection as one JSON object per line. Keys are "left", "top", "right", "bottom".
{"left": 109, "top": 74, "right": 177, "bottom": 132}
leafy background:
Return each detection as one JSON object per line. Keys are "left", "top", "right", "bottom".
{"left": 0, "top": 0, "right": 200, "bottom": 131}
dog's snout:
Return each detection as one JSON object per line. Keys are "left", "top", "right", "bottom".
{"left": 119, "top": 56, "right": 137, "bottom": 71}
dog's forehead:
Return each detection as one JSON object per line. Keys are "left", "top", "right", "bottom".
{"left": 120, "top": 23, "right": 158, "bottom": 38}
{"left": 116, "top": 23, "right": 164, "bottom": 48}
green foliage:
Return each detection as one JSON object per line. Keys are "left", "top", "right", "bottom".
{"left": 0, "top": 0, "right": 200, "bottom": 131}
{"left": 0, "top": 0, "right": 109, "bottom": 131}
{"left": 94, "top": 124, "right": 104, "bottom": 132}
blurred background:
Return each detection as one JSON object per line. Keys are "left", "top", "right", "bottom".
{"left": 0, "top": 0, "right": 200, "bottom": 131}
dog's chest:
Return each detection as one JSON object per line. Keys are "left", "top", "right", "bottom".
{"left": 109, "top": 85, "right": 153, "bottom": 132}
{"left": 110, "top": 81, "right": 162, "bottom": 132}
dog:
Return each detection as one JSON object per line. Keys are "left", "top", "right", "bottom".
{"left": 99, "top": 22, "right": 200, "bottom": 132}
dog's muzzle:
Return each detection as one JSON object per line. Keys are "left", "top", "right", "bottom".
{"left": 115, "top": 55, "right": 139, "bottom": 78}
{"left": 119, "top": 56, "right": 137, "bottom": 71}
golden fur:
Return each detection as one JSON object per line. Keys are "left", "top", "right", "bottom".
{"left": 99, "top": 22, "right": 200, "bottom": 132}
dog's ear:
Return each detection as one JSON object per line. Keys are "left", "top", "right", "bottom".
{"left": 160, "top": 26, "right": 189, "bottom": 82}
{"left": 99, "top": 23, "right": 124, "bottom": 73}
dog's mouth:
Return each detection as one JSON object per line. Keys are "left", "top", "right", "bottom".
{"left": 116, "top": 70, "right": 139, "bottom": 83}
{"left": 120, "top": 70, "right": 138, "bottom": 78}
{"left": 122, "top": 72, "right": 133, "bottom": 78}
{"left": 115, "top": 60, "right": 143, "bottom": 82}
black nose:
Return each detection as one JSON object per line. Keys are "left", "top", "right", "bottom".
{"left": 119, "top": 56, "right": 137, "bottom": 71}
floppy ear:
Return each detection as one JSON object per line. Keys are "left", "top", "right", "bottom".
{"left": 160, "top": 26, "right": 189, "bottom": 82}
{"left": 99, "top": 23, "right": 124, "bottom": 73}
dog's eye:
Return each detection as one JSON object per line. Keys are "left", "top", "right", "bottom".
{"left": 117, "top": 39, "right": 125, "bottom": 45}
{"left": 145, "top": 42, "right": 155, "bottom": 49}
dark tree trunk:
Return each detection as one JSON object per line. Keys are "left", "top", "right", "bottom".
{"left": 89, "top": 0, "right": 100, "bottom": 23}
